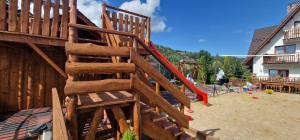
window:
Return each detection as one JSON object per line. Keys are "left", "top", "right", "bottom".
{"left": 275, "top": 45, "right": 296, "bottom": 54}
{"left": 295, "top": 21, "right": 300, "bottom": 28}
{"left": 269, "top": 69, "right": 289, "bottom": 77}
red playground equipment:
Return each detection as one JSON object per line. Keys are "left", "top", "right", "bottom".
{"left": 147, "top": 42, "right": 208, "bottom": 105}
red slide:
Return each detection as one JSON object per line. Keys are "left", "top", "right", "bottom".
{"left": 147, "top": 42, "right": 208, "bottom": 105}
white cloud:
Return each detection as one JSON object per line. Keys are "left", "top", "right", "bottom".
{"left": 119, "top": 0, "right": 168, "bottom": 32}
{"left": 77, "top": 0, "right": 103, "bottom": 26}
{"left": 198, "top": 39, "right": 206, "bottom": 43}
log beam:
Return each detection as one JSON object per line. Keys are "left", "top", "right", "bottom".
{"left": 65, "top": 42, "right": 130, "bottom": 56}
{"left": 65, "top": 79, "right": 131, "bottom": 95}
{"left": 66, "top": 62, "right": 135, "bottom": 74}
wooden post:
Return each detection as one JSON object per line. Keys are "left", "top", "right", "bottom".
{"left": 133, "top": 93, "right": 141, "bottom": 140}
{"left": 17, "top": 53, "right": 24, "bottom": 110}
{"left": 85, "top": 108, "right": 104, "bottom": 140}
{"left": 66, "top": 0, "right": 78, "bottom": 140}
{"left": 146, "top": 17, "right": 151, "bottom": 44}
{"left": 180, "top": 85, "right": 185, "bottom": 113}
{"left": 155, "top": 82, "right": 160, "bottom": 112}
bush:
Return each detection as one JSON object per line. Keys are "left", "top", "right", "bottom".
{"left": 122, "top": 129, "right": 136, "bottom": 140}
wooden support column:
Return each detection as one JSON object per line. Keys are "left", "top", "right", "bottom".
{"left": 85, "top": 108, "right": 104, "bottom": 140}
{"left": 112, "top": 106, "right": 129, "bottom": 134}
{"left": 133, "top": 93, "right": 141, "bottom": 140}
{"left": 66, "top": 0, "right": 78, "bottom": 140}
{"left": 146, "top": 17, "right": 151, "bottom": 44}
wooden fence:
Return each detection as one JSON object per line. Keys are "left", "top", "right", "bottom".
{"left": 0, "top": 0, "right": 69, "bottom": 39}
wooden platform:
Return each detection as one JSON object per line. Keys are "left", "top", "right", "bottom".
{"left": 76, "top": 91, "right": 135, "bottom": 110}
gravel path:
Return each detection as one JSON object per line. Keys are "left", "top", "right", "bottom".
{"left": 186, "top": 92, "right": 300, "bottom": 140}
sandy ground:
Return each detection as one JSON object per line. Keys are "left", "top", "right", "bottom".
{"left": 186, "top": 92, "right": 300, "bottom": 140}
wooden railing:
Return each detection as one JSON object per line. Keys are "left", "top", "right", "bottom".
{"left": 0, "top": 0, "right": 69, "bottom": 39}
{"left": 263, "top": 53, "right": 300, "bottom": 64}
{"left": 284, "top": 27, "right": 300, "bottom": 40}
{"left": 253, "top": 76, "right": 300, "bottom": 83}
{"left": 102, "top": 3, "right": 151, "bottom": 45}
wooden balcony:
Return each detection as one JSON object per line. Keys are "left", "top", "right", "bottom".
{"left": 284, "top": 28, "right": 300, "bottom": 43}
{"left": 0, "top": 0, "right": 69, "bottom": 46}
{"left": 263, "top": 53, "right": 300, "bottom": 64}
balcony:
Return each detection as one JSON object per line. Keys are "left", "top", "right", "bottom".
{"left": 284, "top": 28, "right": 300, "bottom": 43}
{"left": 263, "top": 53, "right": 300, "bottom": 64}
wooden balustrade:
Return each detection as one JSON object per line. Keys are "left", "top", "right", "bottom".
{"left": 284, "top": 27, "right": 300, "bottom": 40}
{"left": 263, "top": 53, "right": 300, "bottom": 64}
{"left": 103, "top": 3, "right": 151, "bottom": 45}
{"left": 0, "top": 0, "right": 69, "bottom": 39}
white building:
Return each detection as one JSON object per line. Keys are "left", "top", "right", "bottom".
{"left": 245, "top": 2, "right": 300, "bottom": 78}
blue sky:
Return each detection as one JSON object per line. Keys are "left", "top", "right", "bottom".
{"left": 87, "top": 0, "right": 299, "bottom": 56}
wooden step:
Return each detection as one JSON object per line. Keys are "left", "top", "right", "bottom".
{"left": 152, "top": 116, "right": 167, "bottom": 122}
{"left": 141, "top": 107, "right": 155, "bottom": 114}
{"left": 66, "top": 62, "right": 136, "bottom": 74}
{"left": 163, "top": 123, "right": 177, "bottom": 130}
{"left": 180, "top": 133, "right": 195, "bottom": 140}
{"left": 64, "top": 79, "right": 131, "bottom": 95}
{"left": 169, "top": 127, "right": 184, "bottom": 137}
{"left": 65, "top": 42, "right": 130, "bottom": 56}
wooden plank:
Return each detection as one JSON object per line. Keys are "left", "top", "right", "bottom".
{"left": 65, "top": 62, "right": 135, "bottom": 75}
{"left": 65, "top": 96, "right": 78, "bottom": 140}
{"left": 88, "top": 93, "right": 103, "bottom": 102}
{"left": 51, "top": 0, "right": 60, "bottom": 37}
{"left": 112, "top": 106, "right": 129, "bottom": 134}
{"left": 155, "top": 82, "right": 160, "bottom": 112}
{"left": 65, "top": 42, "right": 130, "bottom": 56}
{"left": 0, "top": 31, "right": 66, "bottom": 46}
{"left": 112, "top": 12, "right": 117, "bottom": 30}
{"left": 105, "top": 92, "right": 118, "bottom": 100}
{"left": 135, "top": 17, "right": 139, "bottom": 36}
{"left": 85, "top": 108, "right": 103, "bottom": 140}
{"left": 17, "top": 53, "right": 24, "bottom": 110}
{"left": 20, "top": 0, "right": 30, "bottom": 33}
{"left": 26, "top": 58, "right": 33, "bottom": 109}
{"left": 38, "top": 62, "right": 46, "bottom": 107}
{"left": 60, "top": 0, "right": 69, "bottom": 39}
{"left": 131, "top": 75, "right": 189, "bottom": 128}
{"left": 52, "top": 88, "right": 69, "bottom": 140}
{"left": 0, "top": 0, "right": 6, "bottom": 30}
{"left": 8, "top": 0, "right": 18, "bottom": 32}
{"left": 119, "top": 13, "right": 124, "bottom": 32}
{"left": 42, "top": 0, "right": 51, "bottom": 36}
{"left": 130, "top": 16, "right": 134, "bottom": 33}
{"left": 146, "top": 17, "right": 151, "bottom": 43}
{"left": 130, "top": 49, "right": 191, "bottom": 108}
{"left": 64, "top": 79, "right": 131, "bottom": 95}
{"left": 141, "top": 19, "right": 145, "bottom": 40}
{"left": 124, "top": 15, "right": 129, "bottom": 32}
{"left": 32, "top": 0, "right": 42, "bottom": 35}
{"left": 27, "top": 43, "right": 67, "bottom": 78}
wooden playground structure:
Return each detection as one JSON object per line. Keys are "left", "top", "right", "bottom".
{"left": 0, "top": 0, "right": 209, "bottom": 140}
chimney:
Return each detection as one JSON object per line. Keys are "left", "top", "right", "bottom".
{"left": 288, "top": 1, "right": 300, "bottom": 14}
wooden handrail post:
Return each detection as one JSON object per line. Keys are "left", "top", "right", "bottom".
{"left": 146, "top": 17, "right": 151, "bottom": 44}
{"left": 180, "top": 85, "right": 185, "bottom": 113}
{"left": 155, "top": 82, "right": 160, "bottom": 112}
{"left": 66, "top": 0, "right": 78, "bottom": 140}
{"left": 133, "top": 93, "right": 141, "bottom": 140}
{"left": 133, "top": 36, "right": 137, "bottom": 51}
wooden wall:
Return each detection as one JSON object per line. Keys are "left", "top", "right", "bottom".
{"left": 0, "top": 44, "right": 66, "bottom": 113}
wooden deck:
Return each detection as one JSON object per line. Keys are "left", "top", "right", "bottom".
{"left": 253, "top": 76, "right": 300, "bottom": 93}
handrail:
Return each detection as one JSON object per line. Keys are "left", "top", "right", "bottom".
{"left": 103, "top": 3, "right": 149, "bottom": 19}
{"left": 130, "top": 49, "right": 191, "bottom": 108}
{"left": 131, "top": 75, "right": 189, "bottom": 128}
{"left": 69, "top": 23, "right": 136, "bottom": 37}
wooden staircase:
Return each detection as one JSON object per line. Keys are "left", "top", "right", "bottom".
{"left": 63, "top": 2, "right": 199, "bottom": 140}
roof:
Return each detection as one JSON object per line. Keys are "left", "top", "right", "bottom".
{"left": 244, "top": 3, "right": 300, "bottom": 65}
{"left": 247, "top": 26, "right": 277, "bottom": 55}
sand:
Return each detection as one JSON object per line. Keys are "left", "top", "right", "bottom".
{"left": 187, "top": 92, "right": 300, "bottom": 140}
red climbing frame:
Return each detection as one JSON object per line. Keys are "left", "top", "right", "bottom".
{"left": 147, "top": 42, "right": 208, "bottom": 105}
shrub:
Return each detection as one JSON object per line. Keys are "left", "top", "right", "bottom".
{"left": 122, "top": 129, "right": 136, "bottom": 140}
